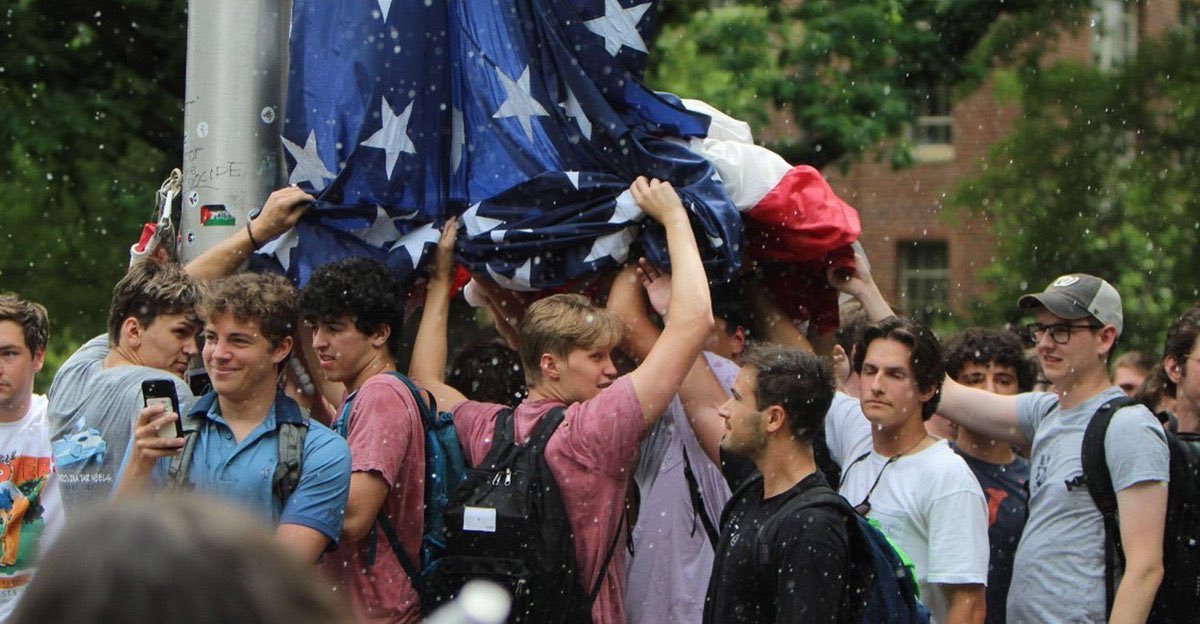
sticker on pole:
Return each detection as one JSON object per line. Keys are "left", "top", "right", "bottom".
{"left": 200, "top": 204, "right": 236, "bottom": 227}
{"left": 260, "top": 107, "right": 276, "bottom": 124}
{"left": 187, "top": 191, "right": 200, "bottom": 207}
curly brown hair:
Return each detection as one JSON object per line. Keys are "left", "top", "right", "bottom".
{"left": 198, "top": 273, "right": 299, "bottom": 349}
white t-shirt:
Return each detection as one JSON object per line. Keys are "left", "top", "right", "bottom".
{"left": 0, "top": 394, "right": 64, "bottom": 622}
{"left": 824, "top": 391, "right": 873, "bottom": 469}
{"left": 838, "top": 439, "right": 989, "bottom": 623}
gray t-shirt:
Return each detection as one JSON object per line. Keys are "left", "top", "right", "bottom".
{"left": 46, "top": 335, "right": 194, "bottom": 515}
{"left": 1008, "top": 387, "right": 1169, "bottom": 623}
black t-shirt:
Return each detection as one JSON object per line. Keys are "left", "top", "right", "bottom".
{"left": 951, "top": 444, "right": 1029, "bottom": 624}
{"left": 703, "top": 471, "right": 853, "bottom": 624}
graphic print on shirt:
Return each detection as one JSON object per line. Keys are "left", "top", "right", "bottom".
{"left": 0, "top": 454, "right": 52, "bottom": 575}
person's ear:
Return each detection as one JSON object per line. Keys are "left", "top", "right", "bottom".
{"left": 731, "top": 326, "right": 747, "bottom": 359}
{"left": 371, "top": 324, "right": 392, "bottom": 349}
{"left": 1096, "top": 326, "right": 1118, "bottom": 358}
{"left": 918, "top": 384, "right": 938, "bottom": 404}
{"left": 1165, "top": 355, "right": 1185, "bottom": 385}
{"left": 271, "top": 336, "right": 294, "bottom": 364}
{"left": 31, "top": 348, "right": 45, "bottom": 374}
{"left": 121, "top": 317, "right": 144, "bottom": 348}
{"left": 762, "top": 404, "right": 788, "bottom": 434}
{"left": 540, "top": 353, "right": 560, "bottom": 381}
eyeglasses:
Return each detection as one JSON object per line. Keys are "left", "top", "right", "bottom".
{"left": 1025, "top": 322, "right": 1100, "bottom": 345}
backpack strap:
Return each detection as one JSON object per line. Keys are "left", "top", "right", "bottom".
{"left": 525, "top": 407, "right": 566, "bottom": 453}
{"left": 374, "top": 507, "right": 424, "bottom": 595}
{"left": 1080, "top": 395, "right": 1139, "bottom": 619}
{"left": 272, "top": 398, "right": 311, "bottom": 506}
{"left": 681, "top": 447, "right": 720, "bottom": 548}
{"left": 588, "top": 501, "right": 626, "bottom": 605}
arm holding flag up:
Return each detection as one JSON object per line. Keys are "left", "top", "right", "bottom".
{"left": 185, "top": 187, "right": 313, "bottom": 281}
{"left": 626, "top": 177, "right": 715, "bottom": 424}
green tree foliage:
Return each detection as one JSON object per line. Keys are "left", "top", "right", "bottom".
{"left": 0, "top": 1, "right": 186, "bottom": 381}
{"left": 647, "top": 0, "right": 1090, "bottom": 169}
{"left": 951, "top": 28, "right": 1200, "bottom": 353}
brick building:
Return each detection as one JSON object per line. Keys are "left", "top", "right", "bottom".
{"left": 775, "top": 1, "right": 1184, "bottom": 323}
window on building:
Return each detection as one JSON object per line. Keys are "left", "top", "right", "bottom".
{"left": 1093, "top": 0, "right": 1138, "bottom": 70}
{"left": 897, "top": 241, "right": 949, "bottom": 322}
{"left": 910, "top": 86, "right": 954, "bottom": 163}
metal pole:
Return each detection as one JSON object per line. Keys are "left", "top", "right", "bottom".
{"left": 178, "top": 0, "right": 292, "bottom": 263}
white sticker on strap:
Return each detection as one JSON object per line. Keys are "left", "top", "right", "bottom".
{"left": 463, "top": 506, "right": 497, "bottom": 533}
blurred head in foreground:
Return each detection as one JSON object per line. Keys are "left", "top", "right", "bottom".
{"left": 11, "top": 495, "right": 349, "bottom": 624}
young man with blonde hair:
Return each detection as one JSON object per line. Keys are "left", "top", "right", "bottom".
{"left": 412, "top": 176, "right": 714, "bottom": 624}
{"left": 117, "top": 272, "right": 351, "bottom": 564}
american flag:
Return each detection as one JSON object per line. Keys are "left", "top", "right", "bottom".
{"left": 254, "top": 0, "right": 744, "bottom": 289}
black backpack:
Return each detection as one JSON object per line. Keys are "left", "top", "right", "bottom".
{"left": 1081, "top": 396, "right": 1200, "bottom": 623}
{"left": 430, "top": 407, "right": 623, "bottom": 623}
{"left": 739, "top": 475, "right": 931, "bottom": 624}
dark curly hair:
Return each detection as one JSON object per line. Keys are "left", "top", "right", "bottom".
{"left": 853, "top": 316, "right": 944, "bottom": 420}
{"left": 300, "top": 257, "right": 405, "bottom": 357}
{"left": 944, "top": 327, "right": 1035, "bottom": 392}
{"left": 447, "top": 341, "right": 526, "bottom": 407}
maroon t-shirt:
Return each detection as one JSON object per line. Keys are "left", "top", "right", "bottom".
{"left": 320, "top": 374, "right": 425, "bottom": 623}
{"left": 452, "top": 376, "right": 645, "bottom": 624}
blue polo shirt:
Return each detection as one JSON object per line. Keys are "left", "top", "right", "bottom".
{"left": 140, "top": 390, "right": 351, "bottom": 544}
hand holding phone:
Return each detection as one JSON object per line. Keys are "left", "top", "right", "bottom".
{"left": 141, "top": 379, "right": 184, "bottom": 440}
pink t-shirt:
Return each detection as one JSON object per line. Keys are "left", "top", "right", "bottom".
{"left": 452, "top": 376, "right": 645, "bottom": 624}
{"left": 320, "top": 374, "right": 425, "bottom": 624}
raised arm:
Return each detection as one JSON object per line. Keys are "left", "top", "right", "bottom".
{"left": 938, "top": 377, "right": 1028, "bottom": 448}
{"left": 607, "top": 261, "right": 726, "bottom": 463}
{"left": 827, "top": 248, "right": 895, "bottom": 322}
{"left": 184, "top": 187, "right": 312, "bottom": 281}
{"left": 745, "top": 278, "right": 814, "bottom": 352}
{"left": 408, "top": 217, "right": 469, "bottom": 411}
{"left": 626, "top": 177, "right": 714, "bottom": 425}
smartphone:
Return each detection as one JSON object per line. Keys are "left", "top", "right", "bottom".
{"left": 141, "top": 379, "right": 184, "bottom": 439}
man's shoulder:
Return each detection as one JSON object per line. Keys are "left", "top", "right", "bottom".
{"left": 771, "top": 481, "right": 850, "bottom": 540}
{"left": 568, "top": 375, "right": 641, "bottom": 419}
{"left": 353, "top": 373, "right": 421, "bottom": 415}
{"left": 910, "top": 442, "right": 984, "bottom": 492}
{"left": 300, "top": 416, "right": 351, "bottom": 459}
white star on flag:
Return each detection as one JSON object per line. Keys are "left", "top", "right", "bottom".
{"left": 560, "top": 86, "right": 592, "bottom": 139}
{"left": 584, "top": 189, "right": 645, "bottom": 263}
{"left": 389, "top": 222, "right": 441, "bottom": 265}
{"left": 487, "top": 259, "right": 538, "bottom": 292}
{"left": 462, "top": 203, "right": 505, "bottom": 238}
{"left": 281, "top": 130, "right": 337, "bottom": 189}
{"left": 584, "top": 0, "right": 652, "bottom": 57}
{"left": 257, "top": 229, "right": 301, "bottom": 272}
{"left": 352, "top": 206, "right": 404, "bottom": 248}
{"left": 360, "top": 97, "right": 417, "bottom": 181}
{"left": 376, "top": 0, "right": 392, "bottom": 21}
{"left": 493, "top": 65, "right": 549, "bottom": 141}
